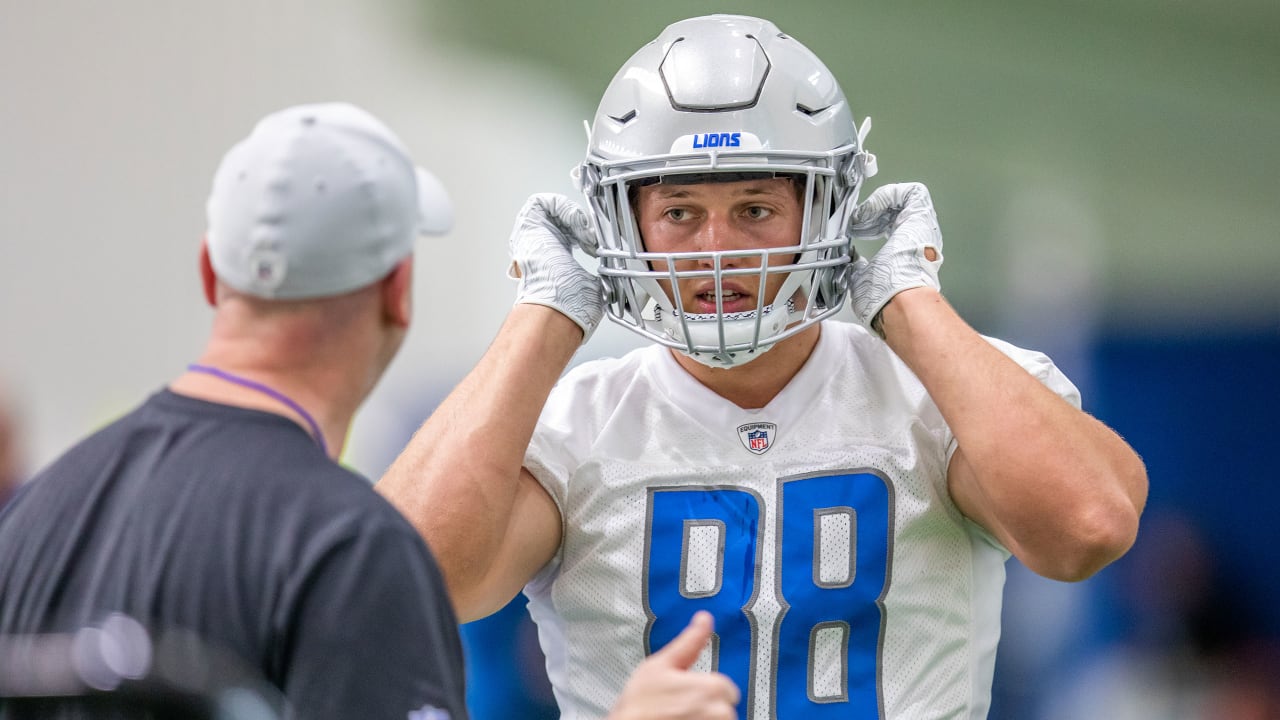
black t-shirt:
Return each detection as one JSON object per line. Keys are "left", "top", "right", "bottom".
{"left": 0, "top": 390, "right": 468, "bottom": 720}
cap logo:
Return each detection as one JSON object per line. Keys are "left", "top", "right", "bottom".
{"left": 737, "top": 422, "right": 777, "bottom": 455}
{"left": 246, "top": 248, "right": 287, "bottom": 293}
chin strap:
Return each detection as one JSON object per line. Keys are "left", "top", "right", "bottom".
{"left": 644, "top": 298, "right": 803, "bottom": 369}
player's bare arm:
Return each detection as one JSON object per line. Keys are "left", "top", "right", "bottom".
{"left": 888, "top": 287, "right": 1146, "bottom": 580}
{"left": 377, "top": 194, "right": 603, "bottom": 621}
{"left": 377, "top": 305, "right": 573, "bottom": 620}
{"left": 850, "top": 183, "right": 1148, "bottom": 581}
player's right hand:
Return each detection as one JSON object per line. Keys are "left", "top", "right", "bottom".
{"left": 507, "top": 193, "right": 605, "bottom": 342}
{"left": 606, "top": 611, "right": 740, "bottom": 720}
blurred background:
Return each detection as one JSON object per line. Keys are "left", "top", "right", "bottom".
{"left": 2, "top": 0, "right": 1277, "bottom": 717}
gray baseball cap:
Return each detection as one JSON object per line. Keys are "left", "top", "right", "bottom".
{"left": 205, "top": 102, "right": 452, "bottom": 300}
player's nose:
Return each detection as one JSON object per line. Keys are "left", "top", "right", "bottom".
{"left": 692, "top": 214, "right": 745, "bottom": 265}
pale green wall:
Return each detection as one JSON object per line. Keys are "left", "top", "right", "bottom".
{"left": 418, "top": 0, "right": 1280, "bottom": 332}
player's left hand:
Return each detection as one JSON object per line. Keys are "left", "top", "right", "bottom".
{"left": 846, "top": 182, "right": 944, "bottom": 336}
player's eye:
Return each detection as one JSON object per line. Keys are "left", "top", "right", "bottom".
{"left": 744, "top": 205, "right": 772, "bottom": 220}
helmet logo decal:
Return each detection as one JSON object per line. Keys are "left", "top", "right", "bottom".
{"left": 670, "top": 131, "right": 763, "bottom": 153}
{"left": 692, "top": 132, "right": 741, "bottom": 149}
{"left": 737, "top": 422, "right": 777, "bottom": 455}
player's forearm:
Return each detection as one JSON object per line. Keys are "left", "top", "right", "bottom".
{"left": 880, "top": 288, "right": 1148, "bottom": 580}
{"left": 376, "top": 304, "right": 582, "bottom": 602}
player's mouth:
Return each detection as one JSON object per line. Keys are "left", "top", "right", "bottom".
{"left": 691, "top": 288, "right": 754, "bottom": 314}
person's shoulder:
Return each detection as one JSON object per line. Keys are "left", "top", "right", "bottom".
{"left": 537, "top": 346, "right": 659, "bottom": 434}
{"left": 568, "top": 345, "right": 654, "bottom": 376}
{"left": 556, "top": 345, "right": 657, "bottom": 393}
{"left": 267, "top": 454, "right": 384, "bottom": 509}
{"left": 979, "top": 332, "right": 1039, "bottom": 356}
{"left": 22, "top": 393, "right": 160, "bottom": 481}
{"left": 259, "top": 457, "right": 431, "bottom": 558}
{"left": 977, "top": 333, "right": 1059, "bottom": 373}
{"left": 978, "top": 333, "right": 1080, "bottom": 403}
{"left": 822, "top": 318, "right": 897, "bottom": 365}
{"left": 824, "top": 318, "right": 877, "bottom": 346}
{"left": 176, "top": 412, "right": 387, "bottom": 519}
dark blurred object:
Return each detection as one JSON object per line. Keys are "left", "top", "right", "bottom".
{"left": 1037, "top": 510, "right": 1280, "bottom": 719}
{"left": 0, "top": 382, "right": 24, "bottom": 509}
{"left": 0, "top": 613, "right": 285, "bottom": 719}
{"left": 1093, "top": 332, "right": 1280, "bottom": 637}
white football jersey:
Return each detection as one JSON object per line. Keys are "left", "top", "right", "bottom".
{"left": 523, "top": 320, "right": 1080, "bottom": 720}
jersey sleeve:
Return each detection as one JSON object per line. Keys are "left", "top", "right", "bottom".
{"left": 522, "top": 364, "right": 606, "bottom": 526}
{"left": 523, "top": 414, "right": 572, "bottom": 523}
{"left": 523, "top": 362, "right": 618, "bottom": 591}
{"left": 278, "top": 512, "right": 469, "bottom": 720}
{"left": 521, "top": 385, "right": 580, "bottom": 592}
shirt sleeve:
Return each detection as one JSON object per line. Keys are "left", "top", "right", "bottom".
{"left": 521, "top": 396, "right": 576, "bottom": 593}
{"left": 523, "top": 380, "right": 583, "bottom": 520}
{"left": 522, "top": 365, "right": 614, "bottom": 593}
{"left": 279, "top": 514, "right": 469, "bottom": 720}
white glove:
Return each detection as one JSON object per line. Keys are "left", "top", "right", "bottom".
{"left": 846, "top": 182, "right": 944, "bottom": 337}
{"left": 507, "top": 193, "right": 604, "bottom": 341}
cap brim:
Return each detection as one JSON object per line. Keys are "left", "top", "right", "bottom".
{"left": 415, "top": 166, "right": 454, "bottom": 236}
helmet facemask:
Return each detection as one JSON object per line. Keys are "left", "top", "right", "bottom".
{"left": 577, "top": 14, "right": 876, "bottom": 368}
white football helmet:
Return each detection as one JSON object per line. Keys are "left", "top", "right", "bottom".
{"left": 577, "top": 14, "right": 877, "bottom": 368}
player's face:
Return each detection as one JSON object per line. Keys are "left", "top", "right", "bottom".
{"left": 634, "top": 178, "right": 804, "bottom": 315}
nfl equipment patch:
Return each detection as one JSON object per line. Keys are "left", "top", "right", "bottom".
{"left": 737, "top": 422, "right": 777, "bottom": 455}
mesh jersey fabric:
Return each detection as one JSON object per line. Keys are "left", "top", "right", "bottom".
{"left": 523, "top": 320, "right": 1080, "bottom": 719}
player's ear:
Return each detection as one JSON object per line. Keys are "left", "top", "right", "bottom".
{"left": 198, "top": 239, "right": 218, "bottom": 307}
{"left": 381, "top": 256, "right": 413, "bottom": 329}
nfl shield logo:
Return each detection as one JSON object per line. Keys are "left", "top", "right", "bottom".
{"left": 737, "top": 422, "right": 777, "bottom": 455}
{"left": 246, "top": 248, "right": 286, "bottom": 292}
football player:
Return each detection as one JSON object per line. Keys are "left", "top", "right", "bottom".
{"left": 379, "top": 14, "right": 1147, "bottom": 719}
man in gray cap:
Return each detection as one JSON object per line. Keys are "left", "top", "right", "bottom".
{"left": 0, "top": 102, "right": 467, "bottom": 719}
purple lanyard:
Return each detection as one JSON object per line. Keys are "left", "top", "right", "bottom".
{"left": 186, "top": 364, "right": 328, "bottom": 456}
